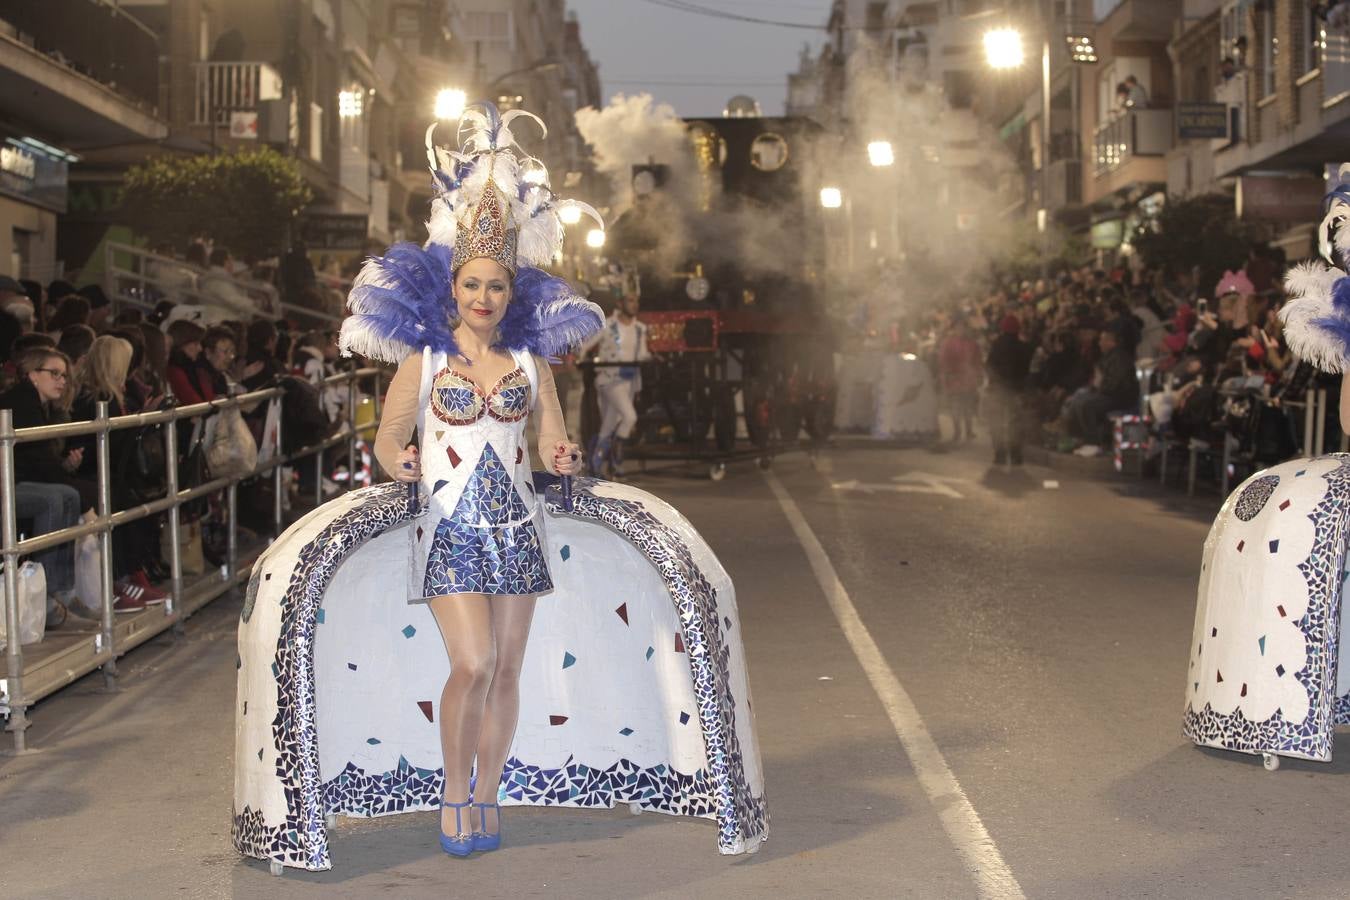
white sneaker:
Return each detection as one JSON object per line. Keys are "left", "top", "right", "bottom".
{"left": 1074, "top": 444, "right": 1102, "bottom": 457}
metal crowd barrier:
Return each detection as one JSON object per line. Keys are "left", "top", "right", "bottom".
{"left": 1, "top": 367, "right": 386, "bottom": 753}
{"left": 103, "top": 241, "right": 346, "bottom": 326}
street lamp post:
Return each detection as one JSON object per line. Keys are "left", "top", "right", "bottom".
{"left": 985, "top": 17, "right": 1052, "bottom": 237}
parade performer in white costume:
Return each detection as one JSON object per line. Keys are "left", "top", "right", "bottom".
{"left": 582, "top": 283, "right": 650, "bottom": 477}
{"left": 1183, "top": 167, "right": 1350, "bottom": 770}
{"left": 232, "top": 104, "right": 767, "bottom": 874}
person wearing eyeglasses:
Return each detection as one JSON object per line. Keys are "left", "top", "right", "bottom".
{"left": 0, "top": 348, "right": 104, "bottom": 621}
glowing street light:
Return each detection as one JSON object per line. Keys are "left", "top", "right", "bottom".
{"left": 338, "top": 89, "right": 363, "bottom": 118}
{"left": 585, "top": 228, "right": 606, "bottom": 249}
{"left": 435, "top": 88, "right": 467, "bottom": 120}
{"left": 867, "top": 141, "right": 895, "bottom": 167}
{"left": 559, "top": 205, "right": 583, "bottom": 225}
{"left": 819, "top": 186, "right": 843, "bottom": 209}
{"left": 984, "top": 28, "right": 1025, "bottom": 69}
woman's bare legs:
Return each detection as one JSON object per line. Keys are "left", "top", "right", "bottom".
{"left": 428, "top": 592, "right": 494, "bottom": 838}
{"left": 470, "top": 594, "right": 538, "bottom": 834}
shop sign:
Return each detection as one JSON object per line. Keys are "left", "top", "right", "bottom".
{"left": 301, "top": 213, "right": 369, "bottom": 250}
{"left": 1176, "top": 102, "right": 1229, "bottom": 140}
{"left": 1236, "top": 175, "right": 1325, "bottom": 222}
{"left": 0, "top": 137, "right": 70, "bottom": 214}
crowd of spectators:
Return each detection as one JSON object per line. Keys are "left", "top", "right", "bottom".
{"left": 923, "top": 249, "right": 1312, "bottom": 470}
{"left": 0, "top": 248, "right": 350, "bottom": 630}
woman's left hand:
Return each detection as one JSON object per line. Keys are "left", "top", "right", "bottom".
{"left": 553, "top": 441, "right": 582, "bottom": 476}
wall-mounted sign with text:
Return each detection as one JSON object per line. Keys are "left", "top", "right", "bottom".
{"left": 0, "top": 135, "right": 71, "bottom": 214}
{"left": 1176, "top": 102, "right": 1230, "bottom": 141}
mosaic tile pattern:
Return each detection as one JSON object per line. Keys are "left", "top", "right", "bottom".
{"left": 428, "top": 366, "right": 529, "bottom": 426}
{"left": 233, "top": 483, "right": 417, "bottom": 870}
{"left": 553, "top": 476, "right": 767, "bottom": 853}
{"left": 1183, "top": 455, "right": 1350, "bottom": 761}
{"left": 1234, "top": 474, "right": 1281, "bottom": 522}
{"left": 442, "top": 442, "right": 533, "bottom": 526}
{"left": 234, "top": 477, "right": 767, "bottom": 870}
{"left": 422, "top": 514, "right": 551, "bottom": 597}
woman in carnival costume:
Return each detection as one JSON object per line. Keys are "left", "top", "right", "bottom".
{"left": 232, "top": 104, "right": 767, "bottom": 873}
{"left": 1183, "top": 166, "right": 1350, "bottom": 770}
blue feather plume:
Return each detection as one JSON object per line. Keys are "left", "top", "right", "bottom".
{"left": 341, "top": 248, "right": 602, "bottom": 365}
{"left": 1310, "top": 313, "right": 1350, "bottom": 361}
{"left": 1332, "top": 275, "right": 1350, "bottom": 312}
{"left": 340, "top": 242, "right": 459, "bottom": 364}
{"left": 499, "top": 266, "right": 604, "bottom": 359}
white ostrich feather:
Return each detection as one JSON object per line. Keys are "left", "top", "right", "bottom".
{"left": 1280, "top": 261, "right": 1350, "bottom": 373}
{"left": 424, "top": 102, "right": 602, "bottom": 270}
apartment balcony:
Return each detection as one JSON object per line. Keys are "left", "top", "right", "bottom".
{"left": 192, "top": 62, "right": 285, "bottom": 129}
{"left": 0, "top": 12, "right": 166, "bottom": 147}
{"left": 1093, "top": 108, "right": 1170, "bottom": 175}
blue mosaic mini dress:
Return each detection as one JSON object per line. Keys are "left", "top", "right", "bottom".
{"left": 409, "top": 348, "right": 552, "bottom": 601}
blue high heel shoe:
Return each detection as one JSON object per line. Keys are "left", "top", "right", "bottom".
{"left": 439, "top": 798, "right": 474, "bottom": 857}
{"left": 472, "top": 801, "right": 502, "bottom": 852}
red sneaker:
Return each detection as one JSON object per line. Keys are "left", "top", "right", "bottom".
{"left": 129, "top": 569, "right": 169, "bottom": 605}
{"left": 113, "top": 582, "right": 148, "bottom": 614}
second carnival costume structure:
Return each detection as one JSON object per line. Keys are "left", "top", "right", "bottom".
{"left": 231, "top": 104, "right": 768, "bottom": 872}
{"left": 1182, "top": 165, "right": 1350, "bottom": 770}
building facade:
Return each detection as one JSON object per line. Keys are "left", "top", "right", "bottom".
{"left": 0, "top": 0, "right": 168, "bottom": 282}
{"left": 0, "top": 0, "right": 601, "bottom": 284}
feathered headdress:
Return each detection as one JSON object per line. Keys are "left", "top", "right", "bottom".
{"left": 340, "top": 102, "right": 606, "bottom": 364}
{"left": 1280, "top": 164, "right": 1350, "bottom": 372}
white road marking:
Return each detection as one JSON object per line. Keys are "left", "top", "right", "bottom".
{"left": 832, "top": 472, "right": 965, "bottom": 499}
{"left": 764, "top": 470, "right": 1025, "bottom": 900}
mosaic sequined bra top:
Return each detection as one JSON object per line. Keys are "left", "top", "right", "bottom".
{"left": 429, "top": 365, "right": 531, "bottom": 426}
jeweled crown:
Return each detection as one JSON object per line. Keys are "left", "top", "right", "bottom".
{"left": 453, "top": 177, "right": 518, "bottom": 274}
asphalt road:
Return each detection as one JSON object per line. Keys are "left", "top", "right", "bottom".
{"left": 3, "top": 436, "right": 1348, "bottom": 899}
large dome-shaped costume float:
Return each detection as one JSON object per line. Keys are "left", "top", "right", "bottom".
{"left": 1183, "top": 167, "right": 1350, "bottom": 771}
{"left": 231, "top": 104, "right": 767, "bottom": 875}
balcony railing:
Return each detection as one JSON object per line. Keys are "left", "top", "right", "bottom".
{"left": 192, "top": 62, "right": 283, "bottom": 126}
{"left": 1093, "top": 109, "right": 1172, "bottom": 178}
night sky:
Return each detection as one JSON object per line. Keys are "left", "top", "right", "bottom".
{"left": 567, "top": 0, "right": 834, "bottom": 117}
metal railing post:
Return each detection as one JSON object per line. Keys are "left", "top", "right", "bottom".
{"left": 1315, "top": 388, "right": 1328, "bottom": 457}
{"left": 347, "top": 371, "right": 358, "bottom": 492}
{"left": 272, "top": 398, "right": 284, "bottom": 538}
{"left": 95, "top": 401, "right": 116, "bottom": 689}
{"left": 1303, "top": 398, "right": 1314, "bottom": 456}
{"left": 164, "top": 416, "right": 182, "bottom": 621}
{"left": 226, "top": 479, "right": 238, "bottom": 581}
{"left": 1, "top": 409, "right": 31, "bottom": 752}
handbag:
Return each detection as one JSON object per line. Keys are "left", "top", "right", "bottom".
{"left": 73, "top": 532, "right": 103, "bottom": 614}
{"left": 0, "top": 560, "right": 47, "bottom": 649}
{"left": 205, "top": 405, "right": 258, "bottom": 480}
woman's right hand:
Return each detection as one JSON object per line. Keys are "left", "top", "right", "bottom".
{"left": 392, "top": 444, "right": 420, "bottom": 483}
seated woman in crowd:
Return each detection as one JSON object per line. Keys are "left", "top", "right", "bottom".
{"left": 68, "top": 336, "right": 168, "bottom": 611}
{"left": 0, "top": 347, "right": 90, "bottom": 625}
